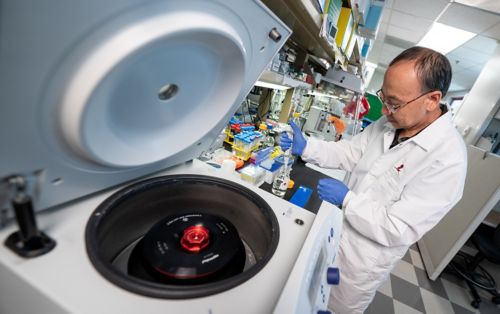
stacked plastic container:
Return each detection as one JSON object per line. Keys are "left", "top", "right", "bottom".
{"left": 250, "top": 146, "right": 273, "bottom": 165}
{"left": 232, "top": 130, "right": 263, "bottom": 160}
{"left": 224, "top": 118, "right": 254, "bottom": 146}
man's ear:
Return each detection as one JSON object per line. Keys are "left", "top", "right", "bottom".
{"left": 426, "top": 91, "right": 442, "bottom": 111}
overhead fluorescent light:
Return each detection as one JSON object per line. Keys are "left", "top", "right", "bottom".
{"left": 254, "top": 80, "right": 291, "bottom": 90}
{"left": 417, "top": 22, "right": 476, "bottom": 55}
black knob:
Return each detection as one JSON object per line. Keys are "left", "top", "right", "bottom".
{"left": 12, "top": 193, "right": 39, "bottom": 241}
{"left": 4, "top": 192, "right": 56, "bottom": 258}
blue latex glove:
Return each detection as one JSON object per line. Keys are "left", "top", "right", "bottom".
{"left": 317, "top": 178, "right": 349, "bottom": 207}
{"left": 279, "top": 121, "right": 307, "bottom": 156}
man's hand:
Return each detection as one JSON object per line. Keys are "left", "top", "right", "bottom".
{"left": 279, "top": 121, "right": 306, "bottom": 156}
{"left": 317, "top": 178, "right": 349, "bottom": 206}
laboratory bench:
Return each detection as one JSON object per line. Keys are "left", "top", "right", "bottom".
{"left": 259, "top": 158, "right": 334, "bottom": 214}
{"left": 219, "top": 141, "right": 342, "bottom": 214}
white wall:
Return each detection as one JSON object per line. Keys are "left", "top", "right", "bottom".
{"left": 444, "top": 90, "right": 469, "bottom": 117}
{"left": 366, "top": 68, "right": 385, "bottom": 94}
{"left": 453, "top": 43, "right": 500, "bottom": 145}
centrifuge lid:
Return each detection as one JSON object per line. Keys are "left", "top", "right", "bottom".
{"left": 59, "top": 10, "right": 247, "bottom": 167}
{"left": 0, "top": 0, "right": 291, "bottom": 211}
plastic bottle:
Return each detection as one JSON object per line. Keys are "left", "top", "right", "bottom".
{"left": 291, "top": 112, "right": 301, "bottom": 128}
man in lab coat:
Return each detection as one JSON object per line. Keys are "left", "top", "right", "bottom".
{"left": 281, "top": 46, "right": 467, "bottom": 313}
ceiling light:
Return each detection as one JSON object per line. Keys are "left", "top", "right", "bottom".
{"left": 254, "top": 80, "right": 291, "bottom": 90}
{"left": 417, "top": 22, "right": 476, "bottom": 55}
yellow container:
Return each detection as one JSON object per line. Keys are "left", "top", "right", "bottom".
{"left": 232, "top": 146, "right": 253, "bottom": 161}
{"left": 336, "top": 7, "right": 353, "bottom": 50}
{"left": 224, "top": 128, "right": 234, "bottom": 145}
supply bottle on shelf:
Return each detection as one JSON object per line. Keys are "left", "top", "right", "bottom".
{"left": 260, "top": 123, "right": 275, "bottom": 148}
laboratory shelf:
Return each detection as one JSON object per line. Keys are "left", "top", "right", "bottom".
{"left": 261, "top": 0, "right": 339, "bottom": 65}
{"left": 258, "top": 70, "right": 312, "bottom": 90}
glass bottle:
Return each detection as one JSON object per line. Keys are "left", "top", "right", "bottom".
{"left": 271, "top": 158, "right": 290, "bottom": 198}
{"left": 263, "top": 123, "right": 275, "bottom": 148}
{"left": 259, "top": 123, "right": 268, "bottom": 146}
{"left": 272, "top": 113, "right": 299, "bottom": 197}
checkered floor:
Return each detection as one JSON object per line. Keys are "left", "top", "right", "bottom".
{"left": 365, "top": 244, "right": 500, "bottom": 314}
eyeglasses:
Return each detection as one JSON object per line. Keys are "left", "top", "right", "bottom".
{"left": 376, "top": 89, "right": 435, "bottom": 113}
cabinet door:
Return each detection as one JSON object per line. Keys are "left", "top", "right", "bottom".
{"left": 418, "top": 145, "right": 500, "bottom": 280}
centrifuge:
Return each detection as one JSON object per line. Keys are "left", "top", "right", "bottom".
{"left": 0, "top": 1, "right": 343, "bottom": 313}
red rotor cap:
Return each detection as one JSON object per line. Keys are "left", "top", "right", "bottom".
{"left": 180, "top": 225, "right": 210, "bottom": 253}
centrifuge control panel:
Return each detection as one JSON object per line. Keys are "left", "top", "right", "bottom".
{"left": 274, "top": 201, "right": 343, "bottom": 314}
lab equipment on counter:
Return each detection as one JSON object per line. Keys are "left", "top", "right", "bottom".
{"left": 199, "top": 127, "right": 227, "bottom": 161}
{"left": 260, "top": 123, "right": 276, "bottom": 148}
{"left": 271, "top": 157, "right": 291, "bottom": 197}
{"left": 289, "top": 186, "right": 313, "bottom": 208}
{"left": 250, "top": 146, "right": 273, "bottom": 165}
{"left": 303, "top": 106, "right": 338, "bottom": 142}
{"left": 221, "top": 159, "right": 237, "bottom": 174}
{"left": 232, "top": 130, "right": 263, "bottom": 161}
{"left": 239, "top": 164, "right": 266, "bottom": 185}
{"left": 224, "top": 120, "right": 255, "bottom": 146}
{"left": 272, "top": 112, "right": 305, "bottom": 197}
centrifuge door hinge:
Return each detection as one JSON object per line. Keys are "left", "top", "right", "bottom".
{"left": 2, "top": 175, "right": 56, "bottom": 258}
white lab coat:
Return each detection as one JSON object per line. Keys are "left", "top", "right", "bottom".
{"left": 301, "top": 111, "right": 467, "bottom": 314}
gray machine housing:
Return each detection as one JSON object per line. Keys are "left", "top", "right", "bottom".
{"left": 0, "top": 3, "right": 346, "bottom": 314}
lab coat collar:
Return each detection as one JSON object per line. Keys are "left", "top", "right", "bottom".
{"left": 382, "top": 111, "right": 454, "bottom": 152}
{"left": 410, "top": 111, "right": 453, "bottom": 151}
{"left": 382, "top": 119, "right": 396, "bottom": 152}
